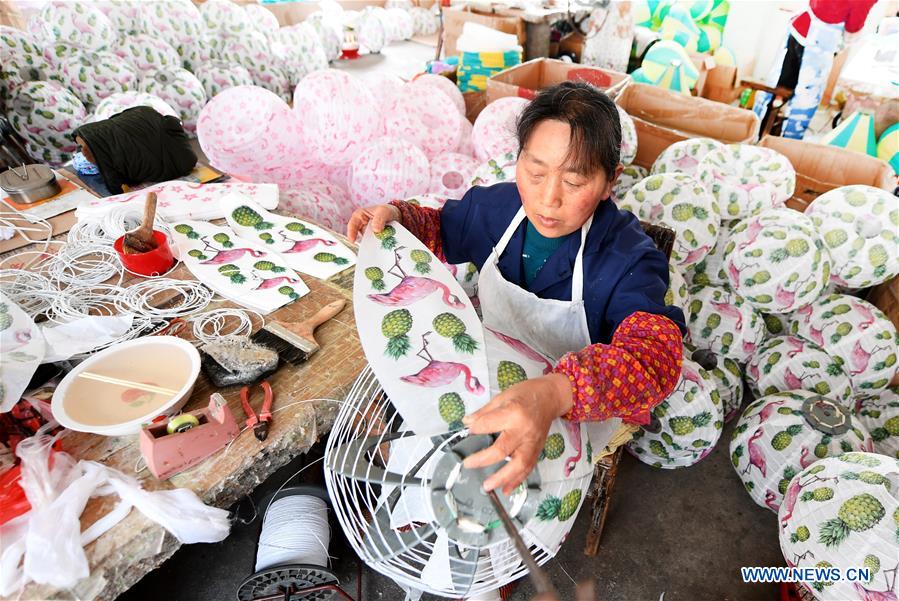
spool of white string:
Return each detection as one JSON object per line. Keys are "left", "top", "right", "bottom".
{"left": 255, "top": 495, "right": 331, "bottom": 572}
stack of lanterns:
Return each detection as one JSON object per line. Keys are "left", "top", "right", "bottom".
{"left": 823, "top": 111, "right": 899, "bottom": 176}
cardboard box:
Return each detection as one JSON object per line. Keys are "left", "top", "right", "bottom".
{"left": 464, "top": 91, "right": 487, "bottom": 123}
{"left": 486, "top": 58, "right": 630, "bottom": 104}
{"left": 443, "top": 6, "right": 526, "bottom": 58}
{"left": 700, "top": 65, "right": 740, "bottom": 105}
{"left": 558, "top": 31, "right": 585, "bottom": 62}
{"left": 759, "top": 135, "right": 895, "bottom": 212}
{"left": 616, "top": 83, "right": 759, "bottom": 168}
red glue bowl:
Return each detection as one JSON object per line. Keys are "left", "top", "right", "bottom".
{"left": 114, "top": 230, "right": 175, "bottom": 276}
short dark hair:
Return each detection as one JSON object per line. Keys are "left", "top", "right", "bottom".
{"left": 516, "top": 81, "right": 621, "bottom": 179}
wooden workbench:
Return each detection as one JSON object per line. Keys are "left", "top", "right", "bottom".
{"left": 10, "top": 223, "right": 367, "bottom": 600}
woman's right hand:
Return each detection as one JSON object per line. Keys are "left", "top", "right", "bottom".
{"left": 347, "top": 204, "right": 402, "bottom": 243}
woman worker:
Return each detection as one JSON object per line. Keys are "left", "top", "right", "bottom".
{"left": 348, "top": 82, "right": 686, "bottom": 495}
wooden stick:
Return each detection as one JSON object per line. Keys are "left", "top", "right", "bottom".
{"left": 77, "top": 371, "right": 180, "bottom": 396}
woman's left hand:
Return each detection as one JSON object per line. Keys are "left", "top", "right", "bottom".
{"left": 462, "top": 373, "right": 574, "bottom": 495}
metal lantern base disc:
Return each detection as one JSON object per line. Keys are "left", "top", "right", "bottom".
{"left": 802, "top": 396, "right": 851, "bottom": 435}
{"left": 429, "top": 434, "right": 541, "bottom": 547}
{"left": 236, "top": 564, "right": 340, "bottom": 601}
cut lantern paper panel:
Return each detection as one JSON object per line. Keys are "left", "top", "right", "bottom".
{"left": 76, "top": 181, "right": 279, "bottom": 222}
{"left": 220, "top": 193, "right": 356, "bottom": 280}
{"left": 353, "top": 223, "right": 490, "bottom": 436}
{"left": 521, "top": 472, "right": 592, "bottom": 554}
{"left": 170, "top": 219, "right": 309, "bottom": 314}
{"left": 0, "top": 292, "right": 46, "bottom": 412}
{"left": 821, "top": 111, "right": 878, "bottom": 157}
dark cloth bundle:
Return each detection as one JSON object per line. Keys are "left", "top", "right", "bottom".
{"left": 73, "top": 106, "right": 197, "bottom": 194}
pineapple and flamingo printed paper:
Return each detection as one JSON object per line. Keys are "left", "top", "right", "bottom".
{"left": 854, "top": 387, "right": 899, "bottom": 459}
{"left": 777, "top": 453, "right": 899, "bottom": 601}
{"left": 171, "top": 219, "right": 309, "bottom": 314}
{"left": 221, "top": 193, "right": 356, "bottom": 280}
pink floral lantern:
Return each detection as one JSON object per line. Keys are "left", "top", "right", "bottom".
{"left": 197, "top": 85, "right": 303, "bottom": 177}
{"left": 429, "top": 152, "right": 479, "bottom": 198}
{"left": 457, "top": 117, "right": 475, "bottom": 157}
{"left": 279, "top": 178, "right": 355, "bottom": 231}
{"left": 293, "top": 69, "right": 380, "bottom": 166}
{"left": 471, "top": 96, "right": 529, "bottom": 162}
{"left": 382, "top": 83, "right": 463, "bottom": 159}
{"left": 413, "top": 73, "right": 466, "bottom": 116}
{"left": 350, "top": 137, "right": 430, "bottom": 205}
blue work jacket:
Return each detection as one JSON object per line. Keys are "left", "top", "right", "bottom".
{"left": 439, "top": 182, "right": 687, "bottom": 345}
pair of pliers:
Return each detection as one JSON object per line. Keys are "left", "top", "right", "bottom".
{"left": 240, "top": 381, "right": 274, "bottom": 441}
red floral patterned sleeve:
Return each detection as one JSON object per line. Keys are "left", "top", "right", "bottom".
{"left": 389, "top": 200, "right": 446, "bottom": 262}
{"left": 553, "top": 311, "right": 683, "bottom": 426}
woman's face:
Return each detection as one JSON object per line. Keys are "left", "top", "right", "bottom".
{"left": 515, "top": 119, "right": 621, "bottom": 238}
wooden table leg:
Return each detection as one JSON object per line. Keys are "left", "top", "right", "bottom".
{"left": 584, "top": 446, "right": 624, "bottom": 556}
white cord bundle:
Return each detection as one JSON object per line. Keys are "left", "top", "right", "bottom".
{"left": 47, "top": 284, "right": 129, "bottom": 324}
{"left": 0, "top": 269, "right": 58, "bottom": 317}
{"left": 189, "top": 308, "right": 263, "bottom": 345}
{"left": 116, "top": 278, "right": 213, "bottom": 319}
{"left": 255, "top": 495, "right": 331, "bottom": 572}
{"left": 43, "top": 242, "right": 123, "bottom": 286}
{"left": 68, "top": 204, "right": 173, "bottom": 245}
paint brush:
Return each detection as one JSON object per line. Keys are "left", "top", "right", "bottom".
{"left": 122, "top": 192, "right": 158, "bottom": 254}
{"left": 251, "top": 298, "right": 346, "bottom": 364}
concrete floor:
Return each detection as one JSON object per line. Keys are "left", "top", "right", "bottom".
{"left": 121, "top": 40, "right": 787, "bottom": 601}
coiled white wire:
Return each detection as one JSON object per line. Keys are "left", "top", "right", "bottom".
{"left": 67, "top": 204, "right": 174, "bottom": 245}
{"left": 0, "top": 269, "right": 57, "bottom": 317}
{"left": 117, "top": 278, "right": 214, "bottom": 319}
{"left": 43, "top": 242, "right": 124, "bottom": 286}
{"left": 189, "top": 308, "right": 263, "bottom": 345}
{"left": 255, "top": 495, "right": 331, "bottom": 572}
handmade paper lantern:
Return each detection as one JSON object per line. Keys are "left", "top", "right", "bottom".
{"left": 413, "top": 73, "right": 466, "bottom": 117}
{"left": 685, "top": 0, "right": 714, "bottom": 20}
{"left": 250, "top": 63, "right": 292, "bottom": 104}
{"left": 279, "top": 178, "right": 354, "bottom": 231}
{"left": 654, "top": 60, "right": 693, "bottom": 94}
{"left": 90, "top": 91, "right": 178, "bottom": 122}
{"left": 789, "top": 293, "right": 898, "bottom": 394}
{"left": 778, "top": 453, "right": 899, "bottom": 601}
{"left": 197, "top": 85, "right": 302, "bottom": 176}
{"left": 195, "top": 62, "right": 254, "bottom": 100}
{"left": 306, "top": 13, "right": 343, "bottom": 62}
{"left": 686, "top": 285, "right": 765, "bottom": 362}
{"left": 411, "top": 6, "right": 439, "bottom": 36}
{"left": 641, "top": 41, "right": 698, "bottom": 86}
{"left": 293, "top": 69, "right": 380, "bottom": 166}
{"left": 350, "top": 138, "right": 430, "bottom": 205}
{"left": 683, "top": 218, "right": 740, "bottom": 288}
{"left": 617, "top": 106, "right": 637, "bottom": 165}
{"left": 611, "top": 165, "right": 648, "bottom": 202}
{"left": 722, "top": 208, "right": 831, "bottom": 313}
{"left": 854, "top": 388, "right": 899, "bottom": 459}
{"left": 219, "top": 31, "right": 270, "bottom": 74}
{"left": 730, "top": 390, "right": 872, "bottom": 512}
{"left": 620, "top": 173, "right": 720, "bottom": 268}
{"left": 708, "top": 355, "right": 744, "bottom": 422}
{"left": 659, "top": 5, "right": 701, "bottom": 53}
{"left": 0, "top": 27, "right": 50, "bottom": 111}
{"left": 429, "top": 152, "right": 480, "bottom": 198}
{"left": 273, "top": 24, "right": 329, "bottom": 86}
{"left": 112, "top": 34, "right": 181, "bottom": 73}
{"left": 201, "top": 0, "right": 250, "bottom": 37}
{"left": 357, "top": 10, "right": 387, "bottom": 53}
{"left": 470, "top": 151, "right": 517, "bottom": 188}
{"left": 472, "top": 97, "right": 529, "bottom": 163}
{"left": 761, "top": 312, "right": 791, "bottom": 340}
{"left": 38, "top": 0, "right": 116, "bottom": 53}
{"left": 385, "top": 0, "right": 413, "bottom": 9}
{"left": 175, "top": 37, "right": 210, "bottom": 74}
{"left": 244, "top": 4, "right": 280, "bottom": 33}
{"left": 365, "top": 72, "right": 405, "bottom": 112}
{"left": 746, "top": 336, "right": 854, "bottom": 405}
{"left": 383, "top": 83, "right": 463, "bottom": 159}
{"left": 58, "top": 50, "right": 137, "bottom": 110}
{"left": 700, "top": 0, "right": 729, "bottom": 31}
{"left": 652, "top": 138, "right": 725, "bottom": 177}
{"left": 632, "top": 0, "right": 654, "bottom": 27}
{"left": 140, "top": 68, "right": 207, "bottom": 135}
{"left": 877, "top": 122, "right": 899, "bottom": 174}
{"left": 457, "top": 118, "right": 476, "bottom": 157}
{"left": 665, "top": 264, "right": 690, "bottom": 314}
{"left": 821, "top": 112, "right": 877, "bottom": 157}
{"left": 698, "top": 144, "right": 795, "bottom": 218}
{"left": 696, "top": 24, "right": 721, "bottom": 54}
{"left": 806, "top": 185, "right": 899, "bottom": 289}
{"left": 97, "top": 0, "right": 143, "bottom": 37}
{"left": 386, "top": 8, "right": 415, "bottom": 40}
{"left": 648, "top": 0, "right": 674, "bottom": 28}
{"left": 713, "top": 45, "right": 736, "bottom": 67}
{"left": 140, "top": 0, "right": 204, "bottom": 52}
{"left": 628, "top": 357, "right": 723, "bottom": 469}
{"left": 629, "top": 68, "right": 657, "bottom": 85}
{"left": 8, "top": 81, "right": 86, "bottom": 165}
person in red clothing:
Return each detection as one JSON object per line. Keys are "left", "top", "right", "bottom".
{"left": 348, "top": 82, "right": 685, "bottom": 496}
{"left": 753, "top": 0, "right": 878, "bottom": 139}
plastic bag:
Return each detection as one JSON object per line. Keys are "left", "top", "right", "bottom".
{"left": 0, "top": 431, "right": 231, "bottom": 595}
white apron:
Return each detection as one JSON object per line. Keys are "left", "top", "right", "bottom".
{"left": 478, "top": 207, "right": 593, "bottom": 362}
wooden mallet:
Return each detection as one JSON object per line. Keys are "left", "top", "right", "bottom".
{"left": 122, "top": 192, "right": 159, "bottom": 255}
